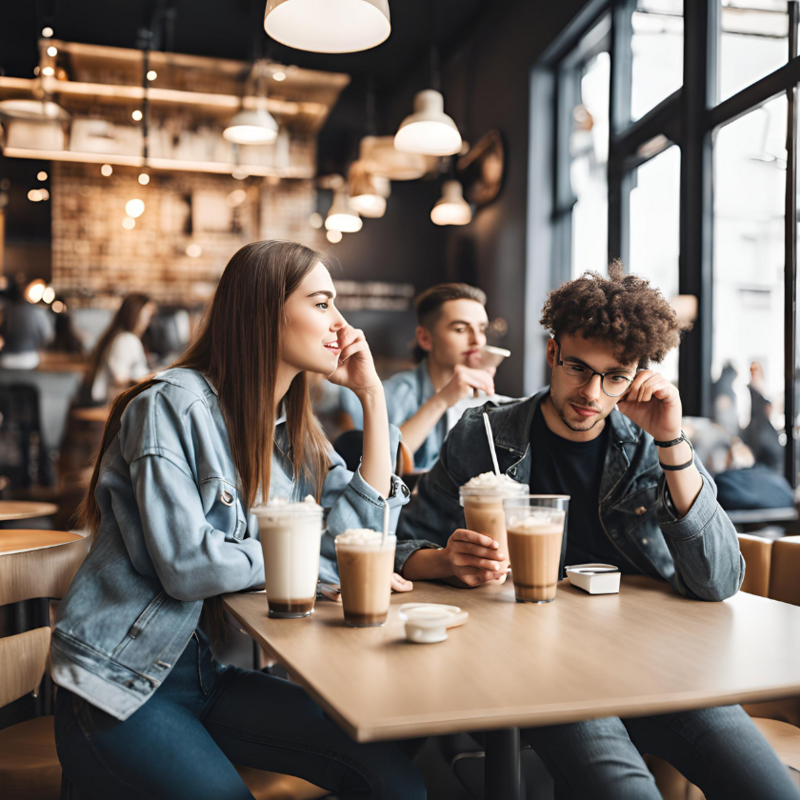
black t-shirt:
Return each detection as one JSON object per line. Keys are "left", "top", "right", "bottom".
{"left": 529, "top": 402, "right": 630, "bottom": 570}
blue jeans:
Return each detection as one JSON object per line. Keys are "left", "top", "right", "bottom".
{"left": 523, "top": 706, "right": 800, "bottom": 800}
{"left": 54, "top": 631, "right": 425, "bottom": 800}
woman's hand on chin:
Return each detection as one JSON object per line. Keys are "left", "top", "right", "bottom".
{"left": 327, "top": 325, "right": 382, "bottom": 397}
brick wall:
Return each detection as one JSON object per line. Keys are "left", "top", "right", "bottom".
{"left": 51, "top": 162, "right": 326, "bottom": 308}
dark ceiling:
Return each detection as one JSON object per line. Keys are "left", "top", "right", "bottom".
{"left": 2, "top": 0, "right": 487, "bottom": 88}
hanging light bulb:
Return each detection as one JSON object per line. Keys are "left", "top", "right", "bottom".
{"left": 326, "top": 188, "right": 362, "bottom": 232}
{"left": 125, "top": 198, "right": 145, "bottom": 218}
{"left": 348, "top": 162, "right": 389, "bottom": 218}
{"left": 430, "top": 180, "right": 471, "bottom": 226}
{"left": 394, "top": 89, "right": 461, "bottom": 156}
{"left": 264, "top": 0, "right": 391, "bottom": 54}
{"left": 326, "top": 229, "right": 343, "bottom": 243}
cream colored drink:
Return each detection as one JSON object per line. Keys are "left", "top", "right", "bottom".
{"left": 253, "top": 497, "right": 323, "bottom": 619}
{"left": 335, "top": 529, "right": 396, "bottom": 627}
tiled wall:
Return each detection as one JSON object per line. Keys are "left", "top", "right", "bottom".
{"left": 51, "top": 162, "right": 325, "bottom": 307}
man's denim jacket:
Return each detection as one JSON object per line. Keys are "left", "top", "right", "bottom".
{"left": 396, "top": 390, "right": 745, "bottom": 602}
{"left": 52, "top": 368, "right": 409, "bottom": 721}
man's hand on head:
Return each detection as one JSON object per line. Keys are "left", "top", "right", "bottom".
{"left": 615, "top": 369, "right": 683, "bottom": 442}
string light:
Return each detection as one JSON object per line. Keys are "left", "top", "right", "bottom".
{"left": 47, "top": 46, "right": 58, "bottom": 57}
{"left": 125, "top": 198, "right": 145, "bottom": 218}
{"left": 146, "top": 70, "right": 157, "bottom": 81}
{"left": 101, "top": 164, "right": 113, "bottom": 177}
{"left": 138, "top": 173, "right": 150, "bottom": 186}
{"left": 132, "top": 109, "right": 143, "bottom": 121}
{"left": 42, "top": 27, "right": 54, "bottom": 38}
{"left": 122, "top": 217, "right": 136, "bottom": 230}
{"left": 37, "top": 171, "right": 48, "bottom": 181}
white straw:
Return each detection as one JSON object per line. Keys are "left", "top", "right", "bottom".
{"left": 483, "top": 412, "right": 501, "bottom": 478}
{"left": 382, "top": 498, "right": 390, "bottom": 546}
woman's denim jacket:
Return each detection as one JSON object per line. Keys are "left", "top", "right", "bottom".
{"left": 396, "top": 390, "right": 745, "bottom": 602}
{"left": 52, "top": 368, "right": 410, "bottom": 721}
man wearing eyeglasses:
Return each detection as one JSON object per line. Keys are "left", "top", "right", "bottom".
{"left": 394, "top": 263, "right": 799, "bottom": 799}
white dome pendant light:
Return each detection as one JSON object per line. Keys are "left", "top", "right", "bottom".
{"left": 348, "top": 162, "right": 389, "bottom": 218}
{"left": 326, "top": 186, "right": 363, "bottom": 232}
{"left": 224, "top": 61, "right": 278, "bottom": 145}
{"left": 394, "top": 9, "right": 461, "bottom": 157}
{"left": 264, "top": 0, "right": 391, "bottom": 54}
{"left": 430, "top": 180, "right": 471, "bottom": 226}
{"left": 394, "top": 89, "right": 461, "bottom": 156}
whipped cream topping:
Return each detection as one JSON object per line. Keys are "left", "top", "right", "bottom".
{"left": 253, "top": 495, "right": 322, "bottom": 515}
{"left": 461, "top": 471, "right": 522, "bottom": 492}
{"left": 336, "top": 528, "right": 392, "bottom": 547}
{"left": 506, "top": 511, "right": 565, "bottom": 531}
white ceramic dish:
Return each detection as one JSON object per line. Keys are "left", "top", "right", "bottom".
{"left": 398, "top": 603, "right": 469, "bottom": 644}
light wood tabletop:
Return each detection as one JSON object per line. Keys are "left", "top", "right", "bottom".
{"left": 0, "top": 529, "right": 83, "bottom": 556}
{"left": 223, "top": 577, "right": 800, "bottom": 744}
{"left": 0, "top": 501, "right": 59, "bottom": 522}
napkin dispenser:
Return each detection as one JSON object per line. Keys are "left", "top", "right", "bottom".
{"left": 565, "top": 564, "right": 621, "bottom": 595}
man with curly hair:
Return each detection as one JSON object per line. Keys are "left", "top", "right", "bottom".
{"left": 395, "top": 263, "right": 799, "bottom": 799}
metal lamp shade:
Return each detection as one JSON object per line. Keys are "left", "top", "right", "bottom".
{"left": 430, "top": 180, "right": 472, "bottom": 226}
{"left": 264, "top": 0, "right": 391, "bottom": 54}
{"left": 326, "top": 190, "right": 363, "bottom": 232}
{"left": 348, "top": 162, "right": 389, "bottom": 218}
{"left": 394, "top": 90, "right": 462, "bottom": 157}
{"left": 223, "top": 108, "right": 279, "bottom": 145}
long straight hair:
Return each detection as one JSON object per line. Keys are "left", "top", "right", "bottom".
{"left": 83, "top": 293, "right": 152, "bottom": 397}
{"left": 78, "top": 240, "right": 332, "bottom": 533}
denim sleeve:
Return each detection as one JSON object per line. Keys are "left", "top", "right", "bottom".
{"left": 128, "top": 454, "right": 264, "bottom": 602}
{"left": 320, "top": 424, "right": 411, "bottom": 571}
{"left": 656, "top": 459, "right": 745, "bottom": 602}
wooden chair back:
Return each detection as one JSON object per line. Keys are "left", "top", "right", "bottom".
{"left": 769, "top": 535, "right": 800, "bottom": 606}
{"left": 0, "top": 532, "right": 90, "bottom": 709}
{"left": 737, "top": 533, "right": 773, "bottom": 598}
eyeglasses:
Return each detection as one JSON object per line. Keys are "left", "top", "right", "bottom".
{"left": 554, "top": 338, "right": 636, "bottom": 398}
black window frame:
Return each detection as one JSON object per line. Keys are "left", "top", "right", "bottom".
{"left": 529, "top": 0, "right": 800, "bottom": 486}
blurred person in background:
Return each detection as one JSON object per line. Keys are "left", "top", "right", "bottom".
{"left": 342, "top": 283, "right": 506, "bottom": 471}
{"left": 49, "top": 310, "right": 88, "bottom": 356}
{"left": 743, "top": 361, "right": 784, "bottom": 472}
{"left": 80, "top": 293, "right": 156, "bottom": 406}
{"left": 711, "top": 361, "right": 739, "bottom": 437}
{"left": 715, "top": 437, "right": 794, "bottom": 511}
{"left": 0, "top": 277, "right": 54, "bottom": 369}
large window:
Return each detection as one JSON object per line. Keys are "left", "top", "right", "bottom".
{"left": 629, "top": 145, "right": 681, "bottom": 383}
{"left": 539, "top": 0, "right": 800, "bottom": 484}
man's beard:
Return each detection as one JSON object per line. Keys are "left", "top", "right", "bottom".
{"left": 550, "top": 391, "right": 607, "bottom": 432}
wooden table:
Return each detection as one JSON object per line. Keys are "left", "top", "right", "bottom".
{"left": 0, "top": 529, "right": 83, "bottom": 555}
{"left": 224, "top": 577, "right": 800, "bottom": 799}
{"left": 0, "top": 501, "right": 59, "bottom": 522}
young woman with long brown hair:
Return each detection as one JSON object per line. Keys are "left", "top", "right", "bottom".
{"left": 51, "top": 241, "right": 425, "bottom": 799}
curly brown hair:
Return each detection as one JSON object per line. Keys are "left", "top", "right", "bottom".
{"left": 540, "top": 260, "right": 688, "bottom": 366}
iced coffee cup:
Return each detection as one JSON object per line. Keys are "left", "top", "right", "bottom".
{"left": 253, "top": 497, "right": 323, "bottom": 619}
{"left": 504, "top": 495, "right": 569, "bottom": 604}
{"left": 335, "top": 529, "right": 396, "bottom": 628}
{"left": 459, "top": 473, "right": 529, "bottom": 576}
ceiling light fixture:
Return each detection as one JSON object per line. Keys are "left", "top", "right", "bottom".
{"left": 325, "top": 188, "right": 362, "bottom": 232}
{"left": 264, "top": 0, "right": 391, "bottom": 53}
{"left": 348, "top": 161, "right": 389, "bottom": 218}
{"left": 224, "top": 61, "right": 279, "bottom": 145}
{"left": 430, "top": 180, "right": 471, "bottom": 226}
{"left": 138, "top": 172, "right": 150, "bottom": 186}
{"left": 395, "top": 89, "right": 461, "bottom": 156}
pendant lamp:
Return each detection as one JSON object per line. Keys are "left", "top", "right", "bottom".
{"left": 224, "top": 61, "right": 279, "bottom": 145}
{"left": 430, "top": 180, "right": 471, "bottom": 226}
{"left": 264, "top": 0, "right": 391, "bottom": 54}
{"left": 326, "top": 188, "right": 363, "bottom": 232}
{"left": 348, "top": 162, "right": 389, "bottom": 218}
{"left": 394, "top": 89, "right": 462, "bottom": 156}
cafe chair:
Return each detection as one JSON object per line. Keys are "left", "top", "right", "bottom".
{"left": 737, "top": 533, "right": 773, "bottom": 597}
{"left": 0, "top": 530, "right": 90, "bottom": 800}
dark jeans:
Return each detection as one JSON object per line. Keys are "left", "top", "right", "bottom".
{"left": 523, "top": 706, "right": 800, "bottom": 800}
{"left": 54, "top": 631, "right": 425, "bottom": 800}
